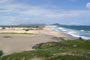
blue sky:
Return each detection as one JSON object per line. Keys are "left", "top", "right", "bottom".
{"left": 0, "top": 0, "right": 90, "bottom": 25}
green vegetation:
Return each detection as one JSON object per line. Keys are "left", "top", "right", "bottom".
{"left": 1, "top": 39, "right": 90, "bottom": 60}
{"left": 0, "top": 51, "right": 3, "bottom": 57}
{"left": 0, "top": 50, "right": 3, "bottom": 60}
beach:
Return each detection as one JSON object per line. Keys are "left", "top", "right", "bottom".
{"left": 41, "top": 26, "right": 77, "bottom": 39}
{"left": 0, "top": 26, "right": 75, "bottom": 55}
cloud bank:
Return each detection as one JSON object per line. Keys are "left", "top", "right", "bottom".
{"left": 0, "top": 0, "right": 90, "bottom": 25}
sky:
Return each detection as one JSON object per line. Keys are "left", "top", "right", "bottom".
{"left": 0, "top": 0, "right": 90, "bottom": 25}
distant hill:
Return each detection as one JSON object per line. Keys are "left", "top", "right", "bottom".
{"left": 0, "top": 24, "right": 46, "bottom": 27}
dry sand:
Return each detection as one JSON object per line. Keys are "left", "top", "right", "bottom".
{"left": 0, "top": 26, "right": 75, "bottom": 55}
{"left": 0, "top": 34, "right": 58, "bottom": 55}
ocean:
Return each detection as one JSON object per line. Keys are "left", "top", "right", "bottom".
{"left": 50, "top": 25, "right": 90, "bottom": 40}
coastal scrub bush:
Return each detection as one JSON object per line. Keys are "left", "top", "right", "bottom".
{"left": 33, "top": 40, "right": 90, "bottom": 50}
{"left": 1, "top": 40, "right": 90, "bottom": 60}
{"left": 0, "top": 50, "right": 3, "bottom": 56}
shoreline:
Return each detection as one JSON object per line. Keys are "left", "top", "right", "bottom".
{"left": 47, "top": 26, "right": 90, "bottom": 40}
{"left": 42, "top": 26, "right": 77, "bottom": 40}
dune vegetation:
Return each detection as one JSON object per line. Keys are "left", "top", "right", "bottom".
{"left": 1, "top": 39, "right": 90, "bottom": 60}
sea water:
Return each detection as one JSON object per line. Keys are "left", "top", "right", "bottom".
{"left": 49, "top": 25, "right": 90, "bottom": 40}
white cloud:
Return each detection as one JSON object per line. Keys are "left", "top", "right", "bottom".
{"left": 0, "top": 0, "right": 8, "bottom": 3}
{"left": 0, "top": 1, "right": 90, "bottom": 25}
{"left": 67, "top": 0, "right": 79, "bottom": 2}
{"left": 86, "top": 2, "right": 90, "bottom": 8}
{"left": 0, "top": 0, "right": 14, "bottom": 4}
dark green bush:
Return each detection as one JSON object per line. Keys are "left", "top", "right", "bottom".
{"left": 0, "top": 50, "right": 3, "bottom": 56}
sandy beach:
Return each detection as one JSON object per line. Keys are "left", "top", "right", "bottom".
{"left": 0, "top": 26, "right": 75, "bottom": 55}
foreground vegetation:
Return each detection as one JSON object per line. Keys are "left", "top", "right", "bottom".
{"left": 1, "top": 39, "right": 90, "bottom": 60}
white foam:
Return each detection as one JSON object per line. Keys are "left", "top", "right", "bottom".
{"left": 58, "top": 27, "right": 63, "bottom": 30}
{"left": 58, "top": 27, "right": 68, "bottom": 32}
{"left": 49, "top": 25, "right": 90, "bottom": 40}
{"left": 80, "top": 30, "right": 85, "bottom": 32}
{"left": 68, "top": 32, "right": 80, "bottom": 38}
{"left": 68, "top": 32, "right": 90, "bottom": 40}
